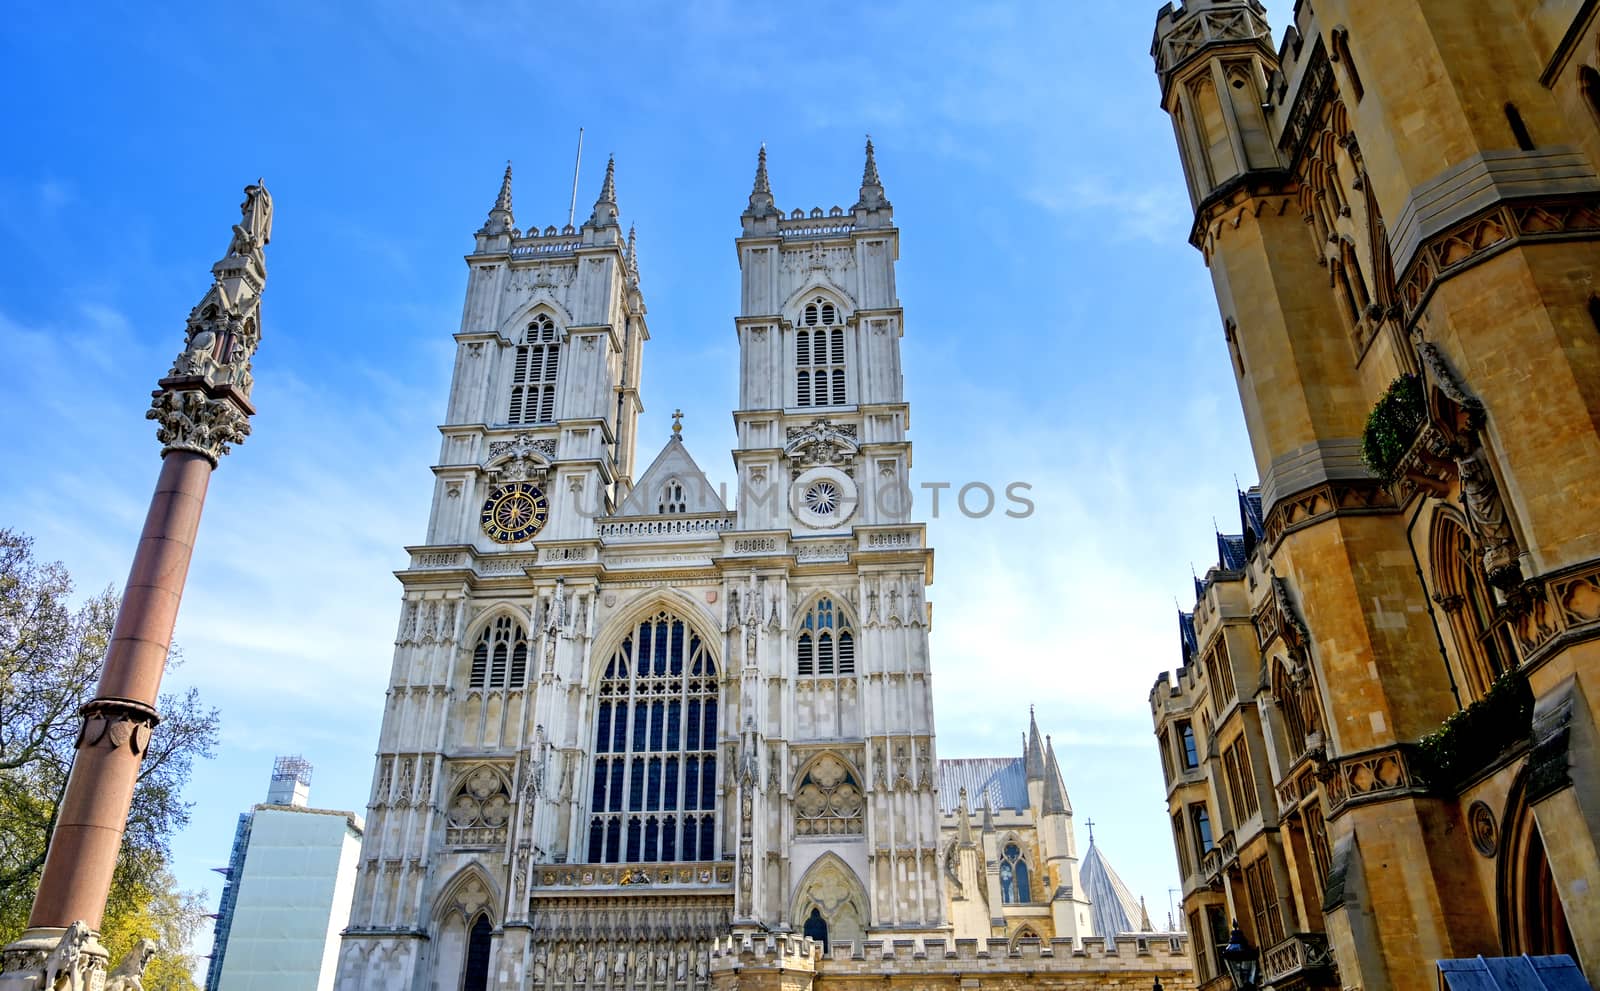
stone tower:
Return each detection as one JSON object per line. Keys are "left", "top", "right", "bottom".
{"left": 1151, "top": 2, "right": 1600, "bottom": 990}
{"left": 334, "top": 144, "right": 943, "bottom": 991}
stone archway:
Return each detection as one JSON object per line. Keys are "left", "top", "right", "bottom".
{"left": 790, "top": 853, "right": 868, "bottom": 953}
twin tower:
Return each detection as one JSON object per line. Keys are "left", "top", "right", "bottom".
{"left": 331, "top": 144, "right": 959, "bottom": 989}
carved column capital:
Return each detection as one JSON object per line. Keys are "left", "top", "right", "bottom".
{"left": 147, "top": 381, "right": 254, "bottom": 466}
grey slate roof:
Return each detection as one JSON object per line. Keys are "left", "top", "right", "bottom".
{"left": 936, "top": 757, "right": 1028, "bottom": 815}
{"left": 1080, "top": 840, "right": 1147, "bottom": 937}
{"left": 1438, "top": 956, "right": 1590, "bottom": 991}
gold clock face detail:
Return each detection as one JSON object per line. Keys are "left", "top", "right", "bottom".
{"left": 480, "top": 483, "right": 550, "bottom": 543}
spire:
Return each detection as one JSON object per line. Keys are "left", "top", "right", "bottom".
{"left": 587, "top": 155, "right": 619, "bottom": 228}
{"left": 480, "top": 161, "right": 516, "bottom": 235}
{"left": 980, "top": 798, "right": 995, "bottom": 834}
{"left": 1042, "top": 734, "right": 1072, "bottom": 816}
{"left": 743, "top": 143, "right": 779, "bottom": 221}
{"left": 1024, "top": 706, "right": 1047, "bottom": 781}
{"left": 854, "top": 136, "right": 889, "bottom": 211}
{"left": 1139, "top": 896, "right": 1154, "bottom": 932}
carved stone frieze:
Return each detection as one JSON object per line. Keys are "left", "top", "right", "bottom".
{"left": 1261, "top": 480, "right": 1398, "bottom": 550}
{"left": 76, "top": 699, "right": 160, "bottom": 755}
{"left": 1325, "top": 746, "right": 1426, "bottom": 816}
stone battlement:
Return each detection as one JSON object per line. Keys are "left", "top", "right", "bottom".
{"left": 710, "top": 932, "right": 1191, "bottom": 974}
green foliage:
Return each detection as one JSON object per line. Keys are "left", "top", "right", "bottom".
{"left": 1415, "top": 669, "right": 1535, "bottom": 792}
{"left": 1361, "top": 373, "right": 1426, "bottom": 482}
{"left": 0, "top": 529, "right": 216, "bottom": 987}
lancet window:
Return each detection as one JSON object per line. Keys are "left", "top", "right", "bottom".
{"left": 999, "top": 841, "right": 1033, "bottom": 903}
{"left": 659, "top": 479, "right": 687, "bottom": 514}
{"left": 1432, "top": 515, "right": 1516, "bottom": 701}
{"left": 797, "top": 597, "right": 854, "bottom": 676}
{"left": 509, "top": 314, "right": 560, "bottom": 425}
{"left": 796, "top": 296, "right": 847, "bottom": 407}
{"left": 469, "top": 616, "right": 528, "bottom": 690}
{"left": 587, "top": 610, "right": 720, "bottom": 864}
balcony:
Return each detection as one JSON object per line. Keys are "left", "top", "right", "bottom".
{"left": 1415, "top": 670, "right": 1534, "bottom": 793}
{"left": 1263, "top": 932, "right": 1337, "bottom": 987}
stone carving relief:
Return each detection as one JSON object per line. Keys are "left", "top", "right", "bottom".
{"left": 784, "top": 418, "right": 859, "bottom": 474}
{"left": 487, "top": 432, "right": 557, "bottom": 484}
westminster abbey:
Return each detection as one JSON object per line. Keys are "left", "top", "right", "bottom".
{"left": 331, "top": 149, "right": 1192, "bottom": 990}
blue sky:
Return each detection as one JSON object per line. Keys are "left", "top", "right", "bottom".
{"left": 0, "top": 0, "right": 1297, "bottom": 954}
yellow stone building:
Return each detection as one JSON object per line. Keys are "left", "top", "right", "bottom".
{"left": 1149, "top": 2, "right": 1600, "bottom": 991}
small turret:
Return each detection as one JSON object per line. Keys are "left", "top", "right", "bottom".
{"left": 1024, "top": 707, "right": 1047, "bottom": 781}
{"left": 586, "top": 155, "right": 619, "bottom": 229}
{"left": 1151, "top": 0, "right": 1283, "bottom": 210}
{"left": 480, "top": 161, "right": 516, "bottom": 236}
{"left": 743, "top": 144, "right": 779, "bottom": 223}
{"left": 1042, "top": 735, "right": 1072, "bottom": 816}
{"left": 851, "top": 137, "right": 893, "bottom": 229}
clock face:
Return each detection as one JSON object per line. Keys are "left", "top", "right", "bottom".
{"left": 480, "top": 482, "right": 550, "bottom": 543}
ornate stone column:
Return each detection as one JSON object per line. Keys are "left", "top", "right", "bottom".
{"left": 0, "top": 182, "right": 271, "bottom": 990}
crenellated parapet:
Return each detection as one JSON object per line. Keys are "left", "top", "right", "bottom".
{"left": 710, "top": 932, "right": 1194, "bottom": 980}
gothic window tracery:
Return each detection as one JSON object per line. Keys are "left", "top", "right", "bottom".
{"left": 797, "top": 597, "right": 855, "bottom": 676}
{"left": 796, "top": 296, "right": 847, "bottom": 407}
{"left": 447, "top": 767, "right": 512, "bottom": 846}
{"left": 469, "top": 616, "right": 528, "bottom": 690}
{"left": 999, "top": 841, "right": 1033, "bottom": 904}
{"left": 587, "top": 610, "right": 720, "bottom": 864}
{"left": 1432, "top": 515, "right": 1516, "bottom": 701}
{"left": 509, "top": 314, "right": 560, "bottom": 425}
{"left": 794, "top": 755, "right": 863, "bottom": 835}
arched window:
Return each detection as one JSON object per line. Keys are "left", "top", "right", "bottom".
{"left": 794, "top": 755, "right": 863, "bottom": 835}
{"left": 999, "top": 842, "right": 1033, "bottom": 903}
{"left": 797, "top": 597, "right": 855, "bottom": 676}
{"left": 796, "top": 296, "right": 847, "bottom": 407}
{"left": 588, "top": 610, "right": 719, "bottom": 864}
{"left": 509, "top": 314, "right": 560, "bottom": 425}
{"left": 658, "top": 479, "right": 687, "bottom": 515}
{"left": 461, "top": 915, "right": 492, "bottom": 991}
{"left": 803, "top": 907, "right": 830, "bottom": 952}
{"left": 469, "top": 617, "right": 528, "bottom": 690}
{"left": 1432, "top": 516, "right": 1515, "bottom": 701}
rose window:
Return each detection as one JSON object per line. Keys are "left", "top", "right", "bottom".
{"left": 804, "top": 481, "right": 840, "bottom": 516}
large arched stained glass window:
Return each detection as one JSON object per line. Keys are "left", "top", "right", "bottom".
{"left": 999, "top": 842, "right": 1032, "bottom": 903}
{"left": 588, "top": 610, "right": 719, "bottom": 864}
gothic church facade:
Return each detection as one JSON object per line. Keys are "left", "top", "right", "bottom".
{"left": 333, "top": 149, "right": 1191, "bottom": 991}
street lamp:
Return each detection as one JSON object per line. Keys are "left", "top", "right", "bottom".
{"left": 1220, "top": 920, "right": 1260, "bottom": 991}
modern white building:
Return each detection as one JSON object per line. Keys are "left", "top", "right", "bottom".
{"left": 206, "top": 756, "right": 364, "bottom": 991}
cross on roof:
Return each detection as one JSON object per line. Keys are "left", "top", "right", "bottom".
{"left": 671, "top": 409, "right": 683, "bottom": 436}
{"left": 1085, "top": 817, "right": 1096, "bottom": 843}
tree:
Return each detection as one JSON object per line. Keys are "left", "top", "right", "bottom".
{"left": 0, "top": 528, "right": 218, "bottom": 985}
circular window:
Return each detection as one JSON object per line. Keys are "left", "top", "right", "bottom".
{"left": 791, "top": 466, "right": 857, "bottom": 529}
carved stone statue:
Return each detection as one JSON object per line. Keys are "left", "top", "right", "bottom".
{"left": 102, "top": 937, "right": 156, "bottom": 990}
{"left": 227, "top": 181, "right": 274, "bottom": 261}
{"left": 1457, "top": 446, "right": 1521, "bottom": 586}
{"left": 41, "top": 921, "right": 90, "bottom": 991}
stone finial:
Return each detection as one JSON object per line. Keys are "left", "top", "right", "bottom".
{"left": 587, "top": 155, "right": 619, "bottom": 228}
{"left": 854, "top": 136, "right": 889, "bottom": 211}
{"left": 480, "top": 161, "right": 515, "bottom": 235}
{"left": 626, "top": 224, "right": 641, "bottom": 287}
{"left": 147, "top": 181, "right": 271, "bottom": 465}
{"left": 743, "top": 144, "right": 779, "bottom": 221}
